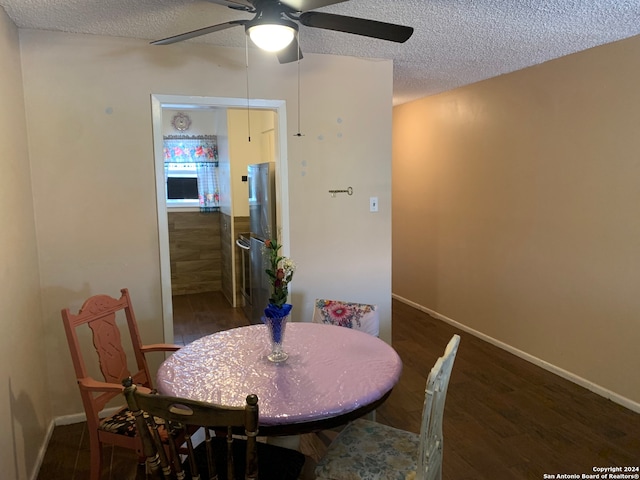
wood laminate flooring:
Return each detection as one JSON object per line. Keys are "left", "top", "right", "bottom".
{"left": 38, "top": 293, "right": 640, "bottom": 479}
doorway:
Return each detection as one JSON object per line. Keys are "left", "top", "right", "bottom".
{"left": 151, "top": 94, "right": 290, "bottom": 344}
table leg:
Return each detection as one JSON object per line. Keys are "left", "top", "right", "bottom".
{"left": 266, "top": 435, "right": 301, "bottom": 451}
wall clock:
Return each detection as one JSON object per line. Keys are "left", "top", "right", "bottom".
{"left": 171, "top": 112, "right": 191, "bottom": 132}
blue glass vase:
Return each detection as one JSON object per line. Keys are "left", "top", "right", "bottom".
{"left": 263, "top": 304, "right": 292, "bottom": 363}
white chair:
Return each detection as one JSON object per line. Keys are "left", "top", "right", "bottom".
{"left": 314, "top": 334, "right": 461, "bottom": 480}
{"left": 312, "top": 298, "right": 380, "bottom": 337}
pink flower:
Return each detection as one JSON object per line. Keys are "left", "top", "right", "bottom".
{"left": 328, "top": 303, "right": 354, "bottom": 328}
{"left": 329, "top": 304, "right": 349, "bottom": 319}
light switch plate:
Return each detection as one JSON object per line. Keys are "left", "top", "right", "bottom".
{"left": 370, "top": 197, "right": 379, "bottom": 212}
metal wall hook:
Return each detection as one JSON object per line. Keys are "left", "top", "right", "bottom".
{"left": 329, "top": 186, "right": 353, "bottom": 198}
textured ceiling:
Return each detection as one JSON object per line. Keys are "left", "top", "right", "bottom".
{"left": 3, "top": 0, "right": 640, "bottom": 104}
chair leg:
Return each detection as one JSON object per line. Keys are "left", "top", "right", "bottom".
{"left": 89, "top": 435, "right": 102, "bottom": 480}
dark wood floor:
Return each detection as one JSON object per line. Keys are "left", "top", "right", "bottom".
{"left": 38, "top": 292, "right": 640, "bottom": 479}
{"left": 380, "top": 301, "right": 640, "bottom": 479}
{"left": 171, "top": 290, "right": 250, "bottom": 346}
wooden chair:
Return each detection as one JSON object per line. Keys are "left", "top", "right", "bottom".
{"left": 315, "top": 334, "right": 461, "bottom": 480}
{"left": 61, "top": 288, "right": 181, "bottom": 480}
{"left": 312, "top": 298, "right": 380, "bottom": 336}
{"left": 122, "top": 378, "right": 306, "bottom": 480}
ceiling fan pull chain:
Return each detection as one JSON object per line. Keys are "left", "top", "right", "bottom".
{"left": 294, "top": 29, "right": 304, "bottom": 137}
{"left": 245, "top": 34, "right": 252, "bottom": 142}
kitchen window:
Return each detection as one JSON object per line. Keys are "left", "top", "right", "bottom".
{"left": 163, "top": 135, "right": 220, "bottom": 211}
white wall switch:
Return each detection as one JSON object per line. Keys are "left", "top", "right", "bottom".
{"left": 370, "top": 196, "right": 379, "bottom": 212}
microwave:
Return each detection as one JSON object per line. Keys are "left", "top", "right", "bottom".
{"left": 166, "top": 163, "right": 198, "bottom": 207}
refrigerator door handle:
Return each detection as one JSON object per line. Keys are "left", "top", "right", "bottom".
{"left": 236, "top": 239, "right": 250, "bottom": 250}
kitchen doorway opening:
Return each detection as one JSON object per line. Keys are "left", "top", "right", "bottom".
{"left": 151, "top": 94, "right": 290, "bottom": 344}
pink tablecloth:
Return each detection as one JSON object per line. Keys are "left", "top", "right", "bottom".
{"left": 156, "top": 322, "right": 402, "bottom": 427}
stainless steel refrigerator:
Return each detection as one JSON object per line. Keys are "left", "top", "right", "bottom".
{"left": 248, "top": 162, "right": 276, "bottom": 325}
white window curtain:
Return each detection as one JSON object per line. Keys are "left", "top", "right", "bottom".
{"left": 196, "top": 162, "right": 220, "bottom": 212}
{"left": 163, "top": 135, "right": 219, "bottom": 212}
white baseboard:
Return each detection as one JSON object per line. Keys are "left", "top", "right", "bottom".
{"left": 31, "top": 420, "right": 55, "bottom": 480}
{"left": 54, "top": 406, "right": 124, "bottom": 426}
{"left": 54, "top": 412, "right": 88, "bottom": 426}
{"left": 34, "top": 406, "right": 125, "bottom": 479}
{"left": 392, "top": 293, "right": 640, "bottom": 414}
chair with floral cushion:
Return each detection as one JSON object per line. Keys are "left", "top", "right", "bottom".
{"left": 61, "top": 288, "right": 181, "bottom": 480}
{"left": 312, "top": 298, "right": 380, "bottom": 337}
{"left": 314, "top": 334, "right": 461, "bottom": 480}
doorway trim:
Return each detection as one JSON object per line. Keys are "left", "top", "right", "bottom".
{"left": 151, "top": 94, "right": 290, "bottom": 343}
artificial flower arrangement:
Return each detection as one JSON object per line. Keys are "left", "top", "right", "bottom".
{"left": 263, "top": 239, "right": 295, "bottom": 319}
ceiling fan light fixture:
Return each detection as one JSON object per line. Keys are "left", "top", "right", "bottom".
{"left": 247, "top": 21, "right": 297, "bottom": 52}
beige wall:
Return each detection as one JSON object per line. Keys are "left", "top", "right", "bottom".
{"left": 228, "top": 108, "right": 276, "bottom": 218}
{"left": 393, "top": 35, "right": 640, "bottom": 408}
{"left": 16, "top": 27, "right": 393, "bottom": 440}
{"left": 0, "top": 8, "right": 50, "bottom": 480}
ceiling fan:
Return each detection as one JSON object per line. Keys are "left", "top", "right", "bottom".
{"left": 151, "top": 0, "right": 414, "bottom": 64}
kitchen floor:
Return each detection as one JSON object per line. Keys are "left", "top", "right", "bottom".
{"left": 172, "top": 290, "right": 250, "bottom": 345}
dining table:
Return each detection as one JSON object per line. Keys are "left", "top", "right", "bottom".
{"left": 156, "top": 322, "right": 403, "bottom": 436}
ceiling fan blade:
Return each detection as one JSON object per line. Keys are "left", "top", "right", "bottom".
{"left": 276, "top": 37, "right": 304, "bottom": 64}
{"left": 299, "top": 11, "right": 413, "bottom": 43}
{"left": 204, "top": 0, "right": 255, "bottom": 11}
{"left": 279, "top": 0, "right": 347, "bottom": 12}
{"left": 151, "top": 20, "right": 247, "bottom": 45}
